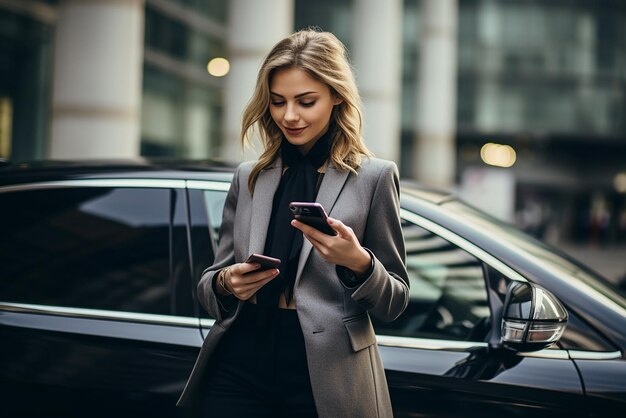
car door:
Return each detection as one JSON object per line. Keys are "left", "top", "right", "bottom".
{"left": 375, "top": 210, "right": 587, "bottom": 418}
{"left": 0, "top": 180, "right": 205, "bottom": 417}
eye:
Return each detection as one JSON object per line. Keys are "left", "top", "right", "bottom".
{"left": 271, "top": 101, "right": 285, "bottom": 107}
{"left": 300, "top": 101, "right": 315, "bottom": 108}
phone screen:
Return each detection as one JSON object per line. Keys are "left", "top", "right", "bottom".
{"left": 289, "top": 202, "right": 337, "bottom": 236}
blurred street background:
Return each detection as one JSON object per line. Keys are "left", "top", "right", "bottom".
{"left": 0, "top": 0, "right": 624, "bottom": 284}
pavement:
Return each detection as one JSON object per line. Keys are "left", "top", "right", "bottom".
{"left": 555, "top": 243, "right": 626, "bottom": 286}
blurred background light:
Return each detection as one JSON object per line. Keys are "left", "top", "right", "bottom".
{"left": 480, "top": 143, "right": 517, "bottom": 168}
{"left": 614, "top": 172, "right": 626, "bottom": 193}
{"left": 207, "top": 57, "right": 230, "bottom": 77}
{"left": 0, "top": 97, "right": 11, "bottom": 159}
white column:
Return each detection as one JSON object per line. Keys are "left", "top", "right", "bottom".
{"left": 49, "top": 0, "right": 144, "bottom": 159}
{"left": 221, "top": 0, "right": 293, "bottom": 163}
{"left": 352, "top": 0, "right": 403, "bottom": 163}
{"left": 414, "top": 0, "right": 458, "bottom": 187}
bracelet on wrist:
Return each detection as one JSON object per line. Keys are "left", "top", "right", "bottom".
{"left": 218, "top": 267, "right": 232, "bottom": 295}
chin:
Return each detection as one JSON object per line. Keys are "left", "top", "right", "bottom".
{"left": 284, "top": 134, "right": 309, "bottom": 144}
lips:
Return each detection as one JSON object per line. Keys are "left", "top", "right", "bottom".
{"left": 284, "top": 126, "right": 307, "bottom": 136}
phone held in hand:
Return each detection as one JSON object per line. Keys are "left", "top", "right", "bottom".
{"left": 289, "top": 202, "right": 337, "bottom": 236}
{"left": 245, "top": 253, "right": 281, "bottom": 271}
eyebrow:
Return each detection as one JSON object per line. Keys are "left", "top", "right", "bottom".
{"left": 269, "top": 91, "right": 318, "bottom": 99}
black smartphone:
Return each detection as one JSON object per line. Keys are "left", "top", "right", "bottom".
{"left": 244, "top": 253, "right": 281, "bottom": 270}
{"left": 289, "top": 202, "right": 337, "bottom": 236}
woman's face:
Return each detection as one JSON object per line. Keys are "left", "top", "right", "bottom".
{"left": 269, "top": 67, "right": 342, "bottom": 154}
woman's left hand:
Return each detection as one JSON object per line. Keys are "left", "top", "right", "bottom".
{"left": 291, "top": 217, "right": 371, "bottom": 275}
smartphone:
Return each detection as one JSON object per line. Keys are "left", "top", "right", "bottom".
{"left": 244, "top": 253, "right": 281, "bottom": 270}
{"left": 289, "top": 202, "right": 337, "bottom": 236}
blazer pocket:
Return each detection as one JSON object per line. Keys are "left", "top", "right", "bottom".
{"left": 343, "top": 313, "right": 377, "bottom": 352}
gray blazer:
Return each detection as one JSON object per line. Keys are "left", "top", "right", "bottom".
{"left": 177, "top": 156, "right": 410, "bottom": 417}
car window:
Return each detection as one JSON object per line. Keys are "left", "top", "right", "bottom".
{"left": 445, "top": 200, "right": 626, "bottom": 309}
{"left": 372, "top": 219, "right": 491, "bottom": 342}
{"left": 0, "top": 187, "right": 171, "bottom": 315}
{"left": 203, "top": 190, "right": 227, "bottom": 248}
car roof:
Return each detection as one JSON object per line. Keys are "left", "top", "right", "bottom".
{"left": 0, "top": 159, "right": 456, "bottom": 204}
{"left": 400, "top": 179, "right": 456, "bottom": 205}
{"left": 0, "top": 159, "right": 236, "bottom": 186}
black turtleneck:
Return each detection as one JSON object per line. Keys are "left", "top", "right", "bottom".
{"left": 256, "top": 127, "right": 333, "bottom": 306}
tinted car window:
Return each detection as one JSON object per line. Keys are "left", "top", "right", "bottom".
{"left": 203, "top": 190, "right": 226, "bottom": 248}
{"left": 373, "top": 219, "right": 491, "bottom": 341}
{"left": 0, "top": 187, "right": 171, "bottom": 315}
{"left": 445, "top": 200, "right": 626, "bottom": 308}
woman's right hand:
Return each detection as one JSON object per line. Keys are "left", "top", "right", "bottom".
{"left": 218, "top": 262, "right": 279, "bottom": 300}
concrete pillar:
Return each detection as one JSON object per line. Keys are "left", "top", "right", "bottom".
{"left": 352, "top": 0, "right": 403, "bottom": 163}
{"left": 221, "top": 0, "right": 293, "bottom": 162}
{"left": 414, "top": 0, "right": 458, "bottom": 187}
{"left": 49, "top": 0, "right": 144, "bottom": 159}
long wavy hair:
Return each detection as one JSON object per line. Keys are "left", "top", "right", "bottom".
{"left": 241, "top": 29, "right": 372, "bottom": 192}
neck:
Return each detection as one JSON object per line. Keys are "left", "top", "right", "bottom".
{"left": 297, "top": 125, "right": 330, "bottom": 155}
{"left": 282, "top": 124, "right": 332, "bottom": 169}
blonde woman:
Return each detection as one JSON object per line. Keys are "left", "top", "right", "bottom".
{"left": 178, "top": 29, "right": 409, "bottom": 418}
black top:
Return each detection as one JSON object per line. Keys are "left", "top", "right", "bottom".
{"left": 257, "top": 129, "right": 332, "bottom": 306}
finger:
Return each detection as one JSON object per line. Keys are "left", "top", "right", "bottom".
{"left": 291, "top": 219, "right": 332, "bottom": 242}
{"left": 290, "top": 219, "right": 315, "bottom": 234}
{"left": 231, "top": 270, "right": 277, "bottom": 295}
{"left": 246, "top": 274, "right": 278, "bottom": 291}
{"left": 234, "top": 271, "right": 279, "bottom": 298}
{"left": 243, "top": 268, "right": 280, "bottom": 283}
{"left": 233, "top": 261, "right": 262, "bottom": 275}
{"left": 302, "top": 231, "right": 325, "bottom": 250}
{"left": 302, "top": 231, "right": 327, "bottom": 250}
{"left": 231, "top": 269, "right": 278, "bottom": 288}
{"left": 326, "top": 217, "right": 353, "bottom": 238}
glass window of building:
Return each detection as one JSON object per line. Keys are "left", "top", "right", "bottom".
{"left": 141, "top": 2, "right": 226, "bottom": 159}
{"left": 0, "top": 6, "right": 53, "bottom": 162}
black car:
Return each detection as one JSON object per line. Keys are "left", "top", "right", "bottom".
{"left": 1, "top": 160, "right": 625, "bottom": 418}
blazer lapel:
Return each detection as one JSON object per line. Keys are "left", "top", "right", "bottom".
{"left": 295, "top": 164, "right": 350, "bottom": 284}
{"left": 316, "top": 164, "right": 351, "bottom": 216}
{"left": 248, "top": 159, "right": 281, "bottom": 257}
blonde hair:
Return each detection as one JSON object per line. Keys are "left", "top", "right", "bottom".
{"left": 241, "top": 29, "right": 372, "bottom": 191}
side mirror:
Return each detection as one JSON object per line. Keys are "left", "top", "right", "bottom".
{"left": 501, "top": 281, "right": 568, "bottom": 352}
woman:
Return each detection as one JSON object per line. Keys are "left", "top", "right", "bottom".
{"left": 178, "top": 29, "right": 409, "bottom": 418}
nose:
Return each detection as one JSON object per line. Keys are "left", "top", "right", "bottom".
{"left": 284, "top": 103, "right": 299, "bottom": 123}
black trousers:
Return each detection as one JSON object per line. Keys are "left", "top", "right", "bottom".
{"left": 201, "top": 302, "right": 318, "bottom": 418}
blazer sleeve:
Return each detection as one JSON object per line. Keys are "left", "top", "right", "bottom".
{"left": 196, "top": 164, "right": 242, "bottom": 320}
{"left": 349, "top": 162, "right": 410, "bottom": 322}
